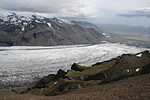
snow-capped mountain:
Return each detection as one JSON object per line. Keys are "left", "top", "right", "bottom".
{"left": 0, "top": 12, "right": 73, "bottom": 32}
{"left": 0, "top": 12, "right": 105, "bottom": 46}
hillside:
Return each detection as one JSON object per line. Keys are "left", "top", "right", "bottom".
{"left": 0, "top": 13, "right": 105, "bottom": 46}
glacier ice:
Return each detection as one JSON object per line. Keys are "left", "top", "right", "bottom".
{"left": 0, "top": 43, "right": 149, "bottom": 86}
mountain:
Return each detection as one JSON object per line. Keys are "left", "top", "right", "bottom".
{"left": 97, "top": 24, "right": 150, "bottom": 48}
{"left": 71, "top": 21, "right": 103, "bottom": 33}
{"left": 0, "top": 13, "right": 105, "bottom": 46}
{"left": 98, "top": 24, "right": 150, "bottom": 33}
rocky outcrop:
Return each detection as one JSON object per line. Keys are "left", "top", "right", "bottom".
{"left": 34, "top": 69, "right": 67, "bottom": 89}
{"left": 71, "top": 63, "right": 90, "bottom": 72}
{"left": 28, "top": 50, "right": 150, "bottom": 96}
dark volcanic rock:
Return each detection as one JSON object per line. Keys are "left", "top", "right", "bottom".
{"left": 56, "top": 69, "right": 67, "bottom": 79}
{"left": 34, "top": 69, "right": 67, "bottom": 89}
{"left": 71, "top": 63, "right": 89, "bottom": 72}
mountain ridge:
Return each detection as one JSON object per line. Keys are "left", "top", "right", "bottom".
{"left": 0, "top": 13, "right": 105, "bottom": 46}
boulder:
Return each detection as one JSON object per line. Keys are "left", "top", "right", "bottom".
{"left": 55, "top": 69, "right": 67, "bottom": 79}
{"left": 34, "top": 69, "right": 66, "bottom": 89}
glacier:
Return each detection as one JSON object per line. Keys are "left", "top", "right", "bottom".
{"left": 0, "top": 43, "right": 149, "bottom": 86}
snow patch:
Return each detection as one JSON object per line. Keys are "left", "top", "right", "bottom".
{"left": 54, "top": 82, "right": 57, "bottom": 85}
{"left": 35, "top": 20, "right": 43, "bottom": 23}
{"left": 136, "top": 68, "right": 140, "bottom": 72}
{"left": 102, "top": 33, "right": 110, "bottom": 38}
{"left": 47, "top": 23, "right": 52, "bottom": 28}
{"left": 57, "top": 18, "right": 71, "bottom": 24}
{"left": 23, "top": 22, "right": 28, "bottom": 26}
{"left": 136, "top": 53, "right": 142, "bottom": 57}
{"left": 52, "top": 18, "right": 72, "bottom": 24}
{"left": 47, "top": 23, "right": 55, "bottom": 31}
{"left": 101, "top": 41, "right": 109, "bottom": 43}
{"left": 22, "top": 26, "right": 25, "bottom": 31}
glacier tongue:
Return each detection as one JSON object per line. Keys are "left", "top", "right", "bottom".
{"left": 0, "top": 43, "right": 149, "bottom": 86}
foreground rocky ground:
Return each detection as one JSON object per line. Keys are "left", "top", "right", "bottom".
{"left": 0, "top": 73, "right": 150, "bottom": 100}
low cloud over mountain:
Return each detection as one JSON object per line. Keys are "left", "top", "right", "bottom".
{"left": 0, "top": 0, "right": 99, "bottom": 18}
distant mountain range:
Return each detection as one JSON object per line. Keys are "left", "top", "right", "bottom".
{"left": 98, "top": 24, "right": 150, "bottom": 34}
{"left": 0, "top": 13, "right": 105, "bottom": 46}
{"left": 97, "top": 24, "right": 150, "bottom": 48}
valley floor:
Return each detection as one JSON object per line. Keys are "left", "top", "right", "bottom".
{"left": 1, "top": 73, "right": 150, "bottom": 100}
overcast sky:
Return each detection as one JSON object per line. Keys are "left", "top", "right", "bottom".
{"left": 0, "top": 0, "right": 150, "bottom": 26}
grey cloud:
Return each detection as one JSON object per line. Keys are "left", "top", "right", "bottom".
{"left": 0, "top": 0, "right": 76, "bottom": 13}
{"left": 118, "top": 8, "right": 150, "bottom": 18}
{"left": 0, "top": 0, "right": 99, "bottom": 18}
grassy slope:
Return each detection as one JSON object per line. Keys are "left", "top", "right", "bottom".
{"left": 66, "top": 61, "right": 115, "bottom": 78}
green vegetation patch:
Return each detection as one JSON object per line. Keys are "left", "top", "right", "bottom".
{"left": 66, "top": 61, "right": 116, "bottom": 79}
